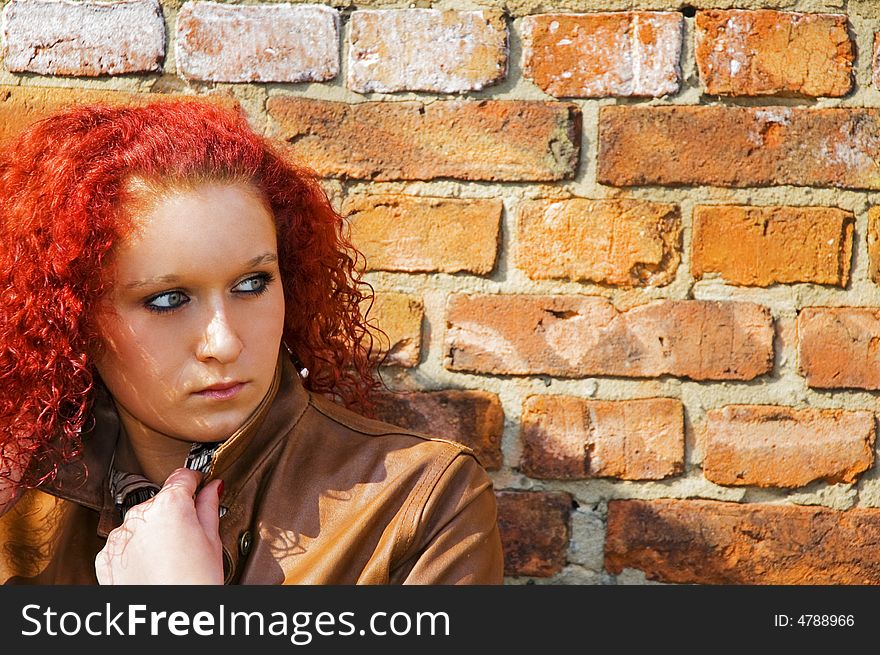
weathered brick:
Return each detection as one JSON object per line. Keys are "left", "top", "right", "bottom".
{"left": 520, "top": 395, "right": 683, "bottom": 480}
{"left": 0, "top": 85, "right": 237, "bottom": 146}
{"left": 798, "top": 307, "right": 880, "bottom": 389}
{"left": 867, "top": 206, "right": 880, "bottom": 284}
{"left": 372, "top": 390, "right": 503, "bottom": 470}
{"left": 521, "top": 12, "right": 682, "bottom": 98}
{"left": 343, "top": 194, "right": 501, "bottom": 275}
{"left": 516, "top": 198, "right": 680, "bottom": 286}
{"left": 348, "top": 9, "right": 507, "bottom": 93}
{"left": 267, "top": 97, "right": 581, "bottom": 182}
{"left": 692, "top": 205, "right": 853, "bottom": 287}
{"left": 873, "top": 33, "right": 880, "bottom": 91}
{"left": 1, "top": 0, "right": 164, "bottom": 76}
{"left": 598, "top": 106, "right": 880, "bottom": 190}
{"left": 176, "top": 2, "right": 339, "bottom": 83}
{"left": 496, "top": 491, "right": 571, "bottom": 577}
{"left": 695, "top": 10, "right": 853, "bottom": 97}
{"left": 702, "top": 405, "right": 874, "bottom": 488}
{"left": 605, "top": 498, "right": 880, "bottom": 584}
{"left": 445, "top": 296, "right": 774, "bottom": 380}
{"left": 365, "top": 292, "right": 423, "bottom": 367}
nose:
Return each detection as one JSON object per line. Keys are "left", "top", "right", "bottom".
{"left": 196, "top": 303, "right": 243, "bottom": 364}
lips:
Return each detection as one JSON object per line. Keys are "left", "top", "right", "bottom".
{"left": 194, "top": 381, "right": 246, "bottom": 399}
{"left": 200, "top": 381, "right": 241, "bottom": 392}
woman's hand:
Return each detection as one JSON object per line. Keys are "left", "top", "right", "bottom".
{"left": 95, "top": 468, "right": 224, "bottom": 585}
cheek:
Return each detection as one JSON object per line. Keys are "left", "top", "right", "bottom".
{"left": 93, "top": 312, "right": 174, "bottom": 380}
{"left": 255, "top": 286, "right": 286, "bottom": 342}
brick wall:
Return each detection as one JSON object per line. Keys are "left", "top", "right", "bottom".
{"left": 5, "top": 0, "right": 880, "bottom": 585}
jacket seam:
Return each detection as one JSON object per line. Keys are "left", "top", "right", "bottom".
{"left": 220, "top": 396, "right": 311, "bottom": 582}
{"left": 390, "top": 443, "right": 466, "bottom": 571}
{"left": 310, "top": 398, "right": 478, "bottom": 455}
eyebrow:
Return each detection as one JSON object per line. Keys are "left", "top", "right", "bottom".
{"left": 123, "top": 252, "right": 279, "bottom": 289}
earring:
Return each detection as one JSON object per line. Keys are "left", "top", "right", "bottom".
{"left": 283, "top": 341, "right": 309, "bottom": 380}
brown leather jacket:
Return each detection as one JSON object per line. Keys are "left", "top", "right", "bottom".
{"left": 0, "top": 353, "right": 504, "bottom": 584}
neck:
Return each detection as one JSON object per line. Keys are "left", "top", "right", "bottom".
{"left": 113, "top": 404, "right": 195, "bottom": 485}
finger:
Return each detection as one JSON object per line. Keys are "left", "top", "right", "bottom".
{"left": 160, "top": 467, "right": 203, "bottom": 498}
{"left": 95, "top": 549, "right": 111, "bottom": 585}
{"left": 195, "top": 479, "right": 222, "bottom": 537}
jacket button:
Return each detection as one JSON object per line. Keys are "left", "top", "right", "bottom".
{"left": 238, "top": 531, "right": 252, "bottom": 557}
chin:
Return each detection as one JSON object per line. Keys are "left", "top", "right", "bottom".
{"left": 175, "top": 416, "right": 250, "bottom": 443}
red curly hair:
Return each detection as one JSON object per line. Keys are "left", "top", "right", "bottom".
{"left": 0, "top": 99, "right": 383, "bottom": 488}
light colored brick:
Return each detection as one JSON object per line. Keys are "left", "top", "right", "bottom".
{"left": 343, "top": 194, "right": 501, "bottom": 275}
{"left": 1, "top": 0, "right": 164, "bottom": 76}
{"left": 445, "top": 295, "right": 774, "bottom": 380}
{"left": 496, "top": 491, "right": 571, "bottom": 577}
{"left": 516, "top": 197, "right": 680, "bottom": 286}
{"left": 0, "top": 85, "right": 237, "bottom": 145}
{"left": 692, "top": 205, "right": 853, "bottom": 287}
{"left": 873, "top": 33, "right": 880, "bottom": 91}
{"left": 521, "top": 12, "right": 682, "bottom": 98}
{"left": 372, "top": 389, "right": 503, "bottom": 470}
{"left": 267, "top": 97, "right": 581, "bottom": 182}
{"left": 867, "top": 206, "right": 880, "bottom": 284}
{"left": 702, "top": 405, "right": 875, "bottom": 488}
{"left": 365, "top": 292, "right": 423, "bottom": 368}
{"left": 348, "top": 9, "right": 507, "bottom": 94}
{"left": 520, "top": 395, "right": 684, "bottom": 480}
{"left": 176, "top": 2, "right": 339, "bottom": 83}
{"left": 798, "top": 307, "right": 880, "bottom": 390}
{"left": 696, "top": 10, "right": 853, "bottom": 97}
{"left": 599, "top": 106, "right": 880, "bottom": 190}
{"left": 606, "top": 498, "right": 880, "bottom": 584}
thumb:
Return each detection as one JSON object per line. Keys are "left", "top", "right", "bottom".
{"left": 161, "top": 467, "right": 202, "bottom": 497}
{"left": 195, "top": 479, "right": 222, "bottom": 537}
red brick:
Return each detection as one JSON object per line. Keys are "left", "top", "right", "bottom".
{"left": 873, "top": 33, "right": 880, "bottom": 91}
{"left": 343, "top": 194, "right": 501, "bottom": 275}
{"left": 520, "top": 396, "right": 683, "bottom": 480}
{"left": 267, "top": 97, "right": 581, "bottom": 182}
{"left": 176, "top": 2, "right": 339, "bottom": 83}
{"left": 798, "top": 307, "right": 880, "bottom": 389}
{"left": 445, "top": 295, "right": 774, "bottom": 380}
{"left": 0, "top": 85, "right": 237, "bottom": 146}
{"left": 372, "top": 390, "right": 503, "bottom": 470}
{"left": 1, "top": 0, "right": 164, "bottom": 76}
{"left": 598, "top": 106, "right": 880, "bottom": 190}
{"left": 702, "top": 405, "right": 874, "bottom": 488}
{"left": 365, "top": 292, "right": 423, "bottom": 368}
{"left": 867, "top": 206, "right": 880, "bottom": 284}
{"left": 516, "top": 198, "right": 680, "bottom": 286}
{"left": 605, "top": 498, "right": 880, "bottom": 584}
{"left": 696, "top": 10, "right": 853, "bottom": 97}
{"left": 521, "top": 12, "right": 682, "bottom": 98}
{"left": 348, "top": 9, "right": 507, "bottom": 93}
{"left": 496, "top": 491, "right": 571, "bottom": 577}
{"left": 692, "top": 205, "right": 854, "bottom": 287}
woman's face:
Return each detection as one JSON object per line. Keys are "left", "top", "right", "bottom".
{"left": 93, "top": 181, "right": 286, "bottom": 444}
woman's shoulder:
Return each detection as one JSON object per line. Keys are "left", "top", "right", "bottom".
{"left": 299, "top": 390, "right": 484, "bottom": 468}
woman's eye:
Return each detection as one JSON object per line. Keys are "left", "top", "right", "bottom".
{"left": 234, "top": 274, "right": 271, "bottom": 295}
{"left": 145, "top": 290, "right": 189, "bottom": 313}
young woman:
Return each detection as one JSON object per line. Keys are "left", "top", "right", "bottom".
{"left": 0, "top": 100, "right": 503, "bottom": 584}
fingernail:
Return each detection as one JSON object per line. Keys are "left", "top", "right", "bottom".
{"left": 218, "top": 480, "right": 225, "bottom": 497}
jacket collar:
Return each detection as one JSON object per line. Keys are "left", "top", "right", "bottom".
{"left": 46, "top": 349, "right": 310, "bottom": 527}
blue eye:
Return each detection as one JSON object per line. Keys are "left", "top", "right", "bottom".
{"left": 143, "top": 274, "right": 273, "bottom": 315}
{"left": 234, "top": 273, "right": 272, "bottom": 295}
{"left": 145, "top": 290, "right": 189, "bottom": 313}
